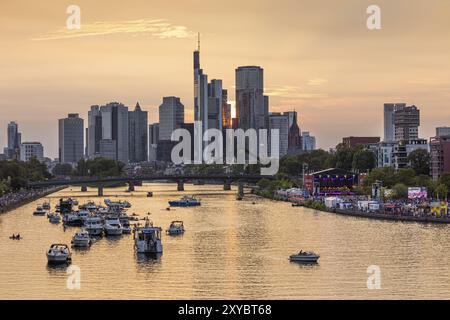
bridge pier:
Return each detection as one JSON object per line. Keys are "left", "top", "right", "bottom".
{"left": 177, "top": 180, "right": 185, "bottom": 192}
{"left": 223, "top": 180, "right": 231, "bottom": 191}
{"left": 128, "top": 182, "right": 135, "bottom": 192}
{"left": 98, "top": 185, "right": 104, "bottom": 197}
{"left": 81, "top": 185, "right": 88, "bottom": 192}
{"left": 135, "top": 180, "right": 143, "bottom": 187}
{"left": 238, "top": 182, "right": 244, "bottom": 197}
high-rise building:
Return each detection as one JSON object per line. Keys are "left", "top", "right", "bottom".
{"left": 222, "top": 89, "right": 232, "bottom": 129}
{"left": 58, "top": 114, "right": 84, "bottom": 164}
{"left": 430, "top": 135, "right": 450, "bottom": 181}
{"left": 148, "top": 123, "right": 159, "bottom": 162}
{"left": 269, "top": 113, "right": 289, "bottom": 157}
{"left": 207, "top": 79, "right": 223, "bottom": 131}
{"left": 194, "top": 36, "right": 209, "bottom": 134}
{"left": 284, "top": 111, "right": 301, "bottom": 153}
{"left": 383, "top": 103, "right": 406, "bottom": 142}
{"left": 393, "top": 139, "right": 428, "bottom": 170}
{"left": 394, "top": 105, "right": 420, "bottom": 141}
{"left": 159, "top": 97, "right": 184, "bottom": 141}
{"left": 6, "top": 121, "right": 21, "bottom": 159}
{"left": 99, "top": 102, "right": 129, "bottom": 163}
{"left": 436, "top": 127, "right": 450, "bottom": 137}
{"left": 235, "top": 66, "right": 268, "bottom": 131}
{"left": 302, "top": 132, "right": 316, "bottom": 151}
{"left": 87, "top": 105, "right": 102, "bottom": 158}
{"left": 128, "top": 102, "right": 148, "bottom": 163}
{"left": 20, "top": 142, "right": 44, "bottom": 162}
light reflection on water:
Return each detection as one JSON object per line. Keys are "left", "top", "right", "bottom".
{"left": 0, "top": 183, "right": 450, "bottom": 299}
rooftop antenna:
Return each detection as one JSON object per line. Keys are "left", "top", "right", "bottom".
{"left": 197, "top": 32, "right": 200, "bottom": 52}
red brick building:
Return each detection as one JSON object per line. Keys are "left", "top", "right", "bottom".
{"left": 430, "top": 135, "right": 450, "bottom": 180}
{"left": 342, "top": 136, "right": 380, "bottom": 148}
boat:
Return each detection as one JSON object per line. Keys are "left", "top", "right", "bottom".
{"left": 168, "top": 195, "right": 201, "bottom": 207}
{"left": 33, "top": 206, "right": 46, "bottom": 216}
{"left": 236, "top": 194, "right": 243, "bottom": 201}
{"left": 289, "top": 251, "right": 320, "bottom": 263}
{"left": 147, "top": 192, "right": 153, "bottom": 198}
{"left": 46, "top": 244, "right": 72, "bottom": 264}
{"left": 48, "top": 213, "right": 61, "bottom": 224}
{"left": 84, "top": 215, "right": 104, "bottom": 236}
{"left": 166, "top": 221, "right": 185, "bottom": 235}
{"left": 9, "top": 234, "right": 22, "bottom": 240}
{"left": 71, "top": 230, "right": 91, "bottom": 247}
{"left": 79, "top": 201, "right": 98, "bottom": 211}
{"left": 119, "top": 215, "right": 132, "bottom": 234}
{"left": 104, "top": 216, "right": 123, "bottom": 236}
{"left": 42, "top": 201, "right": 51, "bottom": 210}
{"left": 134, "top": 218, "right": 163, "bottom": 253}
{"left": 62, "top": 212, "right": 83, "bottom": 227}
{"left": 292, "top": 202, "right": 303, "bottom": 207}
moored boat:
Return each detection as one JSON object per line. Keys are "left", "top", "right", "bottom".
{"left": 169, "top": 195, "right": 201, "bottom": 207}
{"left": 134, "top": 218, "right": 163, "bottom": 253}
{"left": 104, "top": 216, "right": 123, "bottom": 236}
{"left": 71, "top": 230, "right": 91, "bottom": 247}
{"left": 84, "top": 215, "right": 104, "bottom": 236}
{"left": 289, "top": 250, "right": 320, "bottom": 263}
{"left": 48, "top": 213, "right": 61, "bottom": 224}
{"left": 46, "top": 244, "right": 71, "bottom": 264}
{"left": 166, "top": 221, "right": 185, "bottom": 235}
{"left": 33, "top": 206, "right": 46, "bottom": 216}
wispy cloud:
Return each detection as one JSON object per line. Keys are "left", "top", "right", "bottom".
{"left": 32, "top": 19, "right": 196, "bottom": 41}
{"left": 265, "top": 85, "right": 327, "bottom": 99}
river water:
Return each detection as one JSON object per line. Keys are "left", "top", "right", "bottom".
{"left": 0, "top": 183, "right": 449, "bottom": 299}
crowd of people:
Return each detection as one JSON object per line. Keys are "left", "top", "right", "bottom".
{"left": 0, "top": 188, "right": 58, "bottom": 212}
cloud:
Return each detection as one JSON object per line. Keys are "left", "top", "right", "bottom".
{"left": 265, "top": 85, "right": 327, "bottom": 99}
{"left": 32, "top": 19, "right": 196, "bottom": 41}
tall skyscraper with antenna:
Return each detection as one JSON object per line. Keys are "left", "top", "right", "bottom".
{"left": 194, "top": 33, "right": 209, "bottom": 134}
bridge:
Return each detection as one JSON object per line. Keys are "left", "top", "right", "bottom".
{"left": 27, "top": 174, "right": 272, "bottom": 197}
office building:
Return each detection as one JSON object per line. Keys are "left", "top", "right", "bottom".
{"left": 20, "top": 142, "right": 44, "bottom": 162}
{"left": 235, "top": 66, "right": 268, "bottom": 131}
{"left": 128, "top": 102, "right": 148, "bottom": 163}
{"left": 87, "top": 105, "right": 102, "bottom": 158}
{"left": 207, "top": 79, "right": 223, "bottom": 131}
{"left": 222, "top": 89, "right": 232, "bottom": 129}
{"left": 394, "top": 105, "right": 420, "bottom": 141}
{"left": 393, "top": 139, "right": 428, "bottom": 170}
{"left": 159, "top": 97, "right": 184, "bottom": 141}
{"left": 58, "top": 114, "right": 84, "bottom": 164}
{"left": 194, "top": 37, "right": 209, "bottom": 134}
{"left": 302, "top": 132, "right": 316, "bottom": 151}
{"left": 269, "top": 113, "right": 289, "bottom": 156}
{"left": 6, "top": 121, "right": 21, "bottom": 159}
{"left": 284, "top": 111, "right": 301, "bottom": 153}
{"left": 436, "top": 127, "right": 450, "bottom": 137}
{"left": 149, "top": 123, "right": 159, "bottom": 162}
{"left": 430, "top": 135, "right": 450, "bottom": 181}
{"left": 383, "top": 103, "right": 406, "bottom": 142}
{"left": 100, "top": 102, "right": 129, "bottom": 163}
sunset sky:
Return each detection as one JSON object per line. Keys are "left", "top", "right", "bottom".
{"left": 1, "top": 0, "right": 450, "bottom": 158}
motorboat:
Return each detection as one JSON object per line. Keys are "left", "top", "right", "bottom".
{"left": 46, "top": 244, "right": 72, "bottom": 264}
{"left": 33, "top": 205, "right": 46, "bottom": 216}
{"left": 71, "top": 230, "right": 91, "bottom": 247}
{"left": 104, "top": 199, "right": 131, "bottom": 209}
{"left": 166, "top": 221, "right": 185, "bottom": 235}
{"left": 147, "top": 192, "right": 153, "bottom": 198}
{"left": 63, "top": 212, "right": 83, "bottom": 227}
{"left": 84, "top": 215, "right": 104, "bottom": 236}
{"left": 289, "top": 250, "right": 320, "bottom": 263}
{"left": 168, "top": 195, "right": 201, "bottom": 207}
{"left": 42, "top": 201, "right": 51, "bottom": 210}
{"left": 48, "top": 213, "right": 61, "bottom": 224}
{"left": 9, "top": 234, "right": 22, "bottom": 240}
{"left": 119, "top": 215, "right": 132, "bottom": 234}
{"left": 76, "top": 210, "right": 90, "bottom": 222}
{"left": 134, "top": 218, "right": 163, "bottom": 253}
{"left": 104, "top": 216, "right": 123, "bottom": 236}
{"left": 79, "top": 201, "right": 98, "bottom": 211}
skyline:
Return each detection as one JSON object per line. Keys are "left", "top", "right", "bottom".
{"left": 2, "top": 0, "right": 450, "bottom": 157}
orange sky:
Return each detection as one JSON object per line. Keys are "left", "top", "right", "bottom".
{"left": 1, "top": 0, "right": 450, "bottom": 158}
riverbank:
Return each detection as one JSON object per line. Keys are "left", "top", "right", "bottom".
{"left": 0, "top": 186, "right": 66, "bottom": 214}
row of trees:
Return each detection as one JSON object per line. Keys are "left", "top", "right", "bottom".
{"left": 0, "top": 158, "right": 52, "bottom": 195}
{"left": 52, "top": 158, "right": 125, "bottom": 177}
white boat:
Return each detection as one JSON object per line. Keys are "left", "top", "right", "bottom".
{"left": 119, "top": 215, "right": 132, "bottom": 234}
{"left": 42, "top": 202, "right": 51, "bottom": 210}
{"left": 71, "top": 230, "right": 91, "bottom": 247}
{"left": 77, "top": 210, "right": 90, "bottom": 222}
{"left": 80, "top": 201, "right": 98, "bottom": 211}
{"left": 48, "top": 213, "right": 61, "bottom": 224}
{"left": 84, "top": 215, "right": 104, "bottom": 236}
{"left": 104, "top": 216, "right": 123, "bottom": 236}
{"left": 63, "top": 212, "right": 83, "bottom": 226}
{"left": 289, "top": 251, "right": 320, "bottom": 263}
{"left": 134, "top": 218, "right": 163, "bottom": 253}
{"left": 33, "top": 206, "right": 46, "bottom": 216}
{"left": 46, "top": 244, "right": 72, "bottom": 264}
{"left": 166, "top": 221, "right": 185, "bottom": 235}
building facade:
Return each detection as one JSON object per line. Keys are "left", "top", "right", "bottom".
{"left": 393, "top": 139, "right": 428, "bottom": 170}
{"left": 342, "top": 136, "right": 380, "bottom": 148}
{"left": 6, "top": 121, "right": 21, "bottom": 159}
{"left": 268, "top": 113, "right": 289, "bottom": 157}
{"left": 222, "top": 89, "right": 232, "bottom": 129}
{"left": 128, "top": 102, "right": 148, "bottom": 163}
{"left": 436, "top": 127, "right": 450, "bottom": 137}
{"left": 383, "top": 103, "right": 406, "bottom": 142}
{"left": 235, "top": 66, "right": 268, "bottom": 131}
{"left": 87, "top": 105, "right": 102, "bottom": 158}
{"left": 58, "top": 114, "right": 84, "bottom": 164}
{"left": 148, "top": 123, "right": 159, "bottom": 162}
{"left": 100, "top": 102, "right": 129, "bottom": 163}
{"left": 159, "top": 97, "right": 184, "bottom": 141}
{"left": 207, "top": 79, "right": 223, "bottom": 131}
{"left": 430, "top": 135, "right": 450, "bottom": 181}
{"left": 394, "top": 105, "right": 420, "bottom": 141}
{"left": 20, "top": 142, "right": 44, "bottom": 162}
{"left": 302, "top": 131, "right": 316, "bottom": 151}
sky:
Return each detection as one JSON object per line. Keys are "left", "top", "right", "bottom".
{"left": 1, "top": 0, "right": 450, "bottom": 158}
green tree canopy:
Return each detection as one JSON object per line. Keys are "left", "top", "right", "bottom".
{"left": 407, "top": 149, "right": 430, "bottom": 176}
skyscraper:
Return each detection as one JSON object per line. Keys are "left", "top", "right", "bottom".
{"left": 87, "top": 105, "right": 102, "bottom": 158}
{"left": 394, "top": 105, "right": 420, "bottom": 141}
{"left": 6, "top": 121, "right": 21, "bottom": 159}
{"left": 302, "top": 132, "right": 316, "bottom": 151}
{"left": 221, "top": 89, "right": 232, "bottom": 129}
{"left": 269, "top": 113, "right": 289, "bottom": 157}
{"left": 235, "top": 66, "right": 268, "bottom": 131}
{"left": 148, "top": 123, "right": 159, "bottom": 162}
{"left": 284, "top": 111, "right": 302, "bottom": 153}
{"left": 383, "top": 103, "right": 406, "bottom": 142}
{"left": 20, "top": 142, "right": 44, "bottom": 162}
{"left": 159, "top": 97, "right": 184, "bottom": 141}
{"left": 194, "top": 35, "right": 209, "bottom": 134}
{"left": 58, "top": 114, "right": 84, "bottom": 164}
{"left": 100, "top": 102, "right": 129, "bottom": 163}
{"left": 128, "top": 102, "right": 148, "bottom": 163}
{"left": 207, "top": 79, "right": 223, "bottom": 131}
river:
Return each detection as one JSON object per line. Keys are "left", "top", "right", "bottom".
{"left": 0, "top": 183, "right": 449, "bottom": 299}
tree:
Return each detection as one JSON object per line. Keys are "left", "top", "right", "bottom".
{"left": 438, "top": 173, "right": 450, "bottom": 198}
{"left": 394, "top": 168, "right": 416, "bottom": 186}
{"left": 407, "top": 149, "right": 430, "bottom": 175}
{"left": 334, "top": 144, "right": 354, "bottom": 171}
{"left": 392, "top": 183, "right": 408, "bottom": 199}
{"left": 52, "top": 163, "right": 74, "bottom": 176}
{"left": 352, "top": 149, "right": 376, "bottom": 172}
{"left": 434, "top": 183, "right": 448, "bottom": 200}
